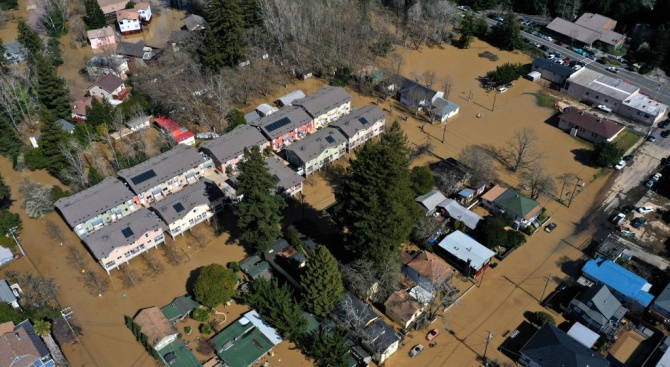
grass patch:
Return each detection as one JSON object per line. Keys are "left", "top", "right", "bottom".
{"left": 612, "top": 129, "right": 641, "bottom": 154}
{"left": 523, "top": 92, "right": 557, "bottom": 109}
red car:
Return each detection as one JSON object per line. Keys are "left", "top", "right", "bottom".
{"left": 426, "top": 329, "right": 440, "bottom": 341}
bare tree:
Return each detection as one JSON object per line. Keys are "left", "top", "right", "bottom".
{"left": 119, "top": 265, "right": 141, "bottom": 288}
{"left": 458, "top": 145, "right": 497, "bottom": 184}
{"left": 341, "top": 258, "right": 400, "bottom": 303}
{"left": 45, "top": 219, "right": 66, "bottom": 244}
{"left": 18, "top": 178, "right": 53, "bottom": 218}
{"left": 521, "top": 164, "right": 556, "bottom": 200}
{"left": 411, "top": 216, "right": 443, "bottom": 248}
{"left": 17, "top": 272, "right": 60, "bottom": 308}
{"left": 163, "top": 239, "right": 183, "bottom": 265}
{"left": 556, "top": 173, "right": 575, "bottom": 201}
{"left": 388, "top": 53, "right": 405, "bottom": 76}
{"left": 0, "top": 67, "right": 39, "bottom": 134}
{"left": 410, "top": 71, "right": 421, "bottom": 82}
{"left": 66, "top": 245, "right": 87, "bottom": 269}
{"left": 142, "top": 251, "right": 165, "bottom": 276}
{"left": 70, "top": 16, "right": 87, "bottom": 43}
{"left": 189, "top": 226, "right": 209, "bottom": 249}
{"left": 59, "top": 142, "right": 89, "bottom": 192}
{"left": 503, "top": 128, "right": 547, "bottom": 172}
{"left": 84, "top": 270, "right": 110, "bottom": 296}
{"left": 422, "top": 70, "right": 437, "bottom": 88}
{"left": 52, "top": 317, "right": 81, "bottom": 345}
{"left": 436, "top": 171, "right": 467, "bottom": 196}
{"left": 441, "top": 75, "right": 454, "bottom": 100}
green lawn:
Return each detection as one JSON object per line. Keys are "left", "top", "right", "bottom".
{"left": 612, "top": 129, "right": 641, "bottom": 154}
{"left": 523, "top": 92, "right": 557, "bottom": 109}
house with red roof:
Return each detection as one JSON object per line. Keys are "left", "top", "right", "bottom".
{"left": 154, "top": 116, "right": 195, "bottom": 146}
{"left": 558, "top": 109, "right": 625, "bottom": 143}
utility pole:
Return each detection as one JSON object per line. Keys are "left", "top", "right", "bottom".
{"left": 483, "top": 331, "right": 494, "bottom": 366}
{"left": 441, "top": 118, "right": 448, "bottom": 143}
{"left": 492, "top": 92, "right": 497, "bottom": 112}
{"left": 567, "top": 177, "right": 583, "bottom": 208}
{"left": 478, "top": 264, "right": 488, "bottom": 288}
{"left": 541, "top": 272, "right": 552, "bottom": 303}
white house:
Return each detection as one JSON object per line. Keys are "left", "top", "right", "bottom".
{"left": 117, "top": 9, "right": 141, "bottom": 35}
{"left": 436, "top": 231, "right": 495, "bottom": 278}
{"left": 430, "top": 97, "right": 460, "bottom": 123}
{"left": 293, "top": 86, "right": 352, "bottom": 129}
{"left": 87, "top": 74, "right": 128, "bottom": 103}
{"left": 328, "top": 105, "right": 386, "bottom": 151}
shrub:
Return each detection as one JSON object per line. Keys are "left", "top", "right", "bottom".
{"left": 199, "top": 323, "right": 213, "bottom": 335}
{"left": 529, "top": 311, "right": 555, "bottom": 327}
{"left": 184, "top": 326, "right": 192, "bottom": 335}
{"left": 537, "top": 208, "right": 548, "bottom": 223}
{"left": 227, "top": 261, "right": 241, "bottom": 273}
{"left": 191, "top": 308, "right": 210, "bottom": 322}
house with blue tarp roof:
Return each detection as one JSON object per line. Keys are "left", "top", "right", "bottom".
{"left": 580, "top": 258, "right": 654, "bottom": 311}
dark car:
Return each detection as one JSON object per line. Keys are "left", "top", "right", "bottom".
{"left": 631, "top": 217, "right": 647, "bottom": 229}
{"left": 659, "top": 120, "right": 670, "bottom": 128}
{"left": 621, "top": 205, "right": 636, "bottom": 214}
{"left": 662, "top": 130, "right": 670, "bottom": 138}
{"left": 623, "top": 155, "right": 635, "bottom": 162}
{"left": 544, "top": 223, "right": 557, "bottom": 232}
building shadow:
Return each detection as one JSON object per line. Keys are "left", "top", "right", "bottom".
{"left": 498, "top": 321, "right": 537, "bottom": 362}
{"left": 570, "top": 148, "right": 596, "bottom": 167}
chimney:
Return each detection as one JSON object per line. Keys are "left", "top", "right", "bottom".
{"left": 15, "top": 332, "right": 21, "bottom": 340}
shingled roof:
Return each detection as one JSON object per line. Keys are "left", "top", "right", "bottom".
{"left": 251, "top": 106, "right": 313, "bottom": 140}
{"left": 151, "top": 179, "right": 224, "bottom": 224}
{"left": 520, "top": 323, "right": 609, "bottom": 367}
{"left": 200, "top": 124, "right": 268, "bottom": 166}
{"left": 91, "top": 73, "right": 124, "bottom": 94}
{"left": 558, "top": 109, "right": 625, "bottom": 140}
{"left": 134, "top": 307, "right": 178, "bottom": 348}
{"left": 293, "top": 86, "right": 352, "bottom": 118}
{"left": 285, "top": 128, "right": 347, "bottom": 163}
{"left": 329, "top": 105, "right": 386, "bottom": 139}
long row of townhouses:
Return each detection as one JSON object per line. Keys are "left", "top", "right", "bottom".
{"left": 55, "top": 86, "right": 387, "bottom": 273}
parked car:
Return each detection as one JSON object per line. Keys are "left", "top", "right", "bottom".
{"left": 645, "top": 179, "right": 656, "bottom": 188}
{"left": 597, "top": 105, "right": 613, "bottom": 113}
{"left": 659, "top": 120, "right": 670, "bottom": 128}
{"left": 409, "top": 344, "right": 424, "bottom": 358}
{"left": 649, "top": 134, "right": 659, "bottom": 142}
{"left": 661, "top": 130, "right": 670, "bottom": 138}
{"left": 505, "top": 83, "right": 515, "bottom": 88}
{"left": 623, "top": 154, "right": 635, "bottom": 162}
{"left": 653, "top": 173, "right": 663, "bottom": 180}
{"left": 606, "top": 66, "right": 620, "bottom": 73}
{"left": 611, "top": 213, "right": 626, "bottom": 225}
{"left": 531, "top": 41, "right": 541, "bottom": 48}
{"left": 621, "top": 205, "right": 636, "bottom": 214}
{"left": 572, "top": 65, "right": 582, "bottom": 71}
{"left": 631, "top": 217, "right": 647, "bottom": 229}
{"left": 426, "top": 329, "right": 440, "bottom": 341}
{"left": 545, "top": 223, "right": 557, "bottom": 232}
{"left": 614, "top": 160, "right": 626, "bottom": 170}
{"left": 497, "top": 87, "right": 508, "bottom": 93}
{"left": 637, "top": 206, "right": 654, "bottom": 214}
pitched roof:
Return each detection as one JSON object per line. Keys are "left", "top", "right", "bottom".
{"left": 385, "top": 290, "right": 422, "bottom": 324}
{"left": 567, "top": 322, "right": 600, "bottom": 349}
{"left": 55, "top": 177, "right": 136, "bottom": 228}
{"left": 91, "top": 73, "right": 124, "bottom": 94}
{"left": 546, "top": 17, "right": 600, "bottom": 45}
{"left": 574, "top": 13, "right": 616, "bottom": 31}
{"left": 532, "top": 58, "right": 576, "bottom": 78}
{"left": 96, "top": 0, "right": 126, "bottom": 13}
{"left": 133, "top": 2, "right": 150, "bottom": 10}
{"left": 82, "top": 208, "right": 166, "bottom": 261}
{"left": 116, "top": 9, "right": 139, "bottom": 22}
{"left": 126, "top": 115, "right": 150, "bottom": 129}
{"left": 437, "top": 198, "right": 482, "bottom": 230}
{"left": 3, "top": 42, "right": 25, "bottom": 56}
{"left": 244, "top": 110, "right": 261, "bottom": 123}
{"left": 134, "top": 307, "right": 178, "bottom": 348}
{"left": 362, "top": 318, "right": 401, "bottom": 355}
{"left": 415, "top": 190, "right": 447, "bottom": 213}
{"left": 183, "top": 14, "right": 206, "bottom": 31}
{"left": 211, "top": 311, "right": 282, "bottom": 367}
{"left": 437, "top": 231, "right": 495, "bottom": 271}
{"left": 86, "top": 55, "right": 126, "bottom": 69}
{"left": 559, "top": 109, "right": 625, "bottom": 139}
{"left": 0, "top": 280, "right": 17, "bottom": 305}
{"left": 402, "top": 249, "right": 454, "bottom": 285}
{"left": 72, "top": 96, "right": 93, "bottom": 116}
{"left": 481, "top": 184, "right": 507, "bottom": 202}
{"left": 432, "top": 97, "right": 460, "bottom": 117}
{"left": 285, "top": 128, "right": 347, "bottom": 163}
{"left": 572, "top": 283, "right": 626, "bottom": 326}
{"left": 160, "top": 295, "right": 200, "bottom": 322}
{"left": 333, "top": 293, "right": 379, "bottom": 331}
{"left": 386, "top": 74, "right": 440, "bottom": 105}
{"left": 0, "top": 320, "right": 51, "bottom": 367}
{"left": 117, "top": 144, "right": 206, "bottom": 194}
{"left": 151, "top": 179, "right": 224, "bottom": 224}
{"left": 582, "top": 258, "right": 654, "bottom": 307}
{"left": 116, "top": 40, "right": 146, "bottom": 58}
{"left": 329, "top": 105, "right": 386, "bottom": 139}
{"left": 293, "top": 86, "right": 352, "bottom": 118}
{"left": 276, "top": 90, "right": 306, "bottom": 107}
{"left": 87, "top": 26, "right": 115, "bottom": 39}
{"left": 653, "top": 282, "right": 670, "bottom": 314}
{"left": 169, "top": 30, "right": 192, "bottom": 44}
{"left": 57, "top": 119, "right": 75, "bottom": 133}
{"left": 265, "top": 156, "right": 304, "bottom": 194}
{"left": 200, "top": 124, "right": 268, "bottom": 166}
{"left": 520, "top": 323, "right": 609, "bottom": 367}
{"left": 493, "top": 188, "right": 542, "bottom": 220}
{"left": 256, "top": 104, "right": 278, "bottom": 117}
{"left": 251, "top": 106, "right": 313, "bottom": 140}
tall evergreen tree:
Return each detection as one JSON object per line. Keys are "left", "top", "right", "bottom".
{"left": 34, "top": 53, "right": 71, "bottom": 120}
{"left": 0, "top": 39, "right": 8, "bottom": 72}
{"left": 17, "top": 21, "right": 43, "bottom": 58}
{"left": 305, "top": 326, "right": 349, "bottom": 367}
{"left": 300, "top": 245, "right": 344, "bottom": 317}
{"left": 84, "top": 0, "right": 107, "bottom": 29}
{"left": 490, "top": 12, "right": 524, "bottom": 51}
{"left": 235, "top": 146, "right": 286, "bottom": 254}
{"left": 337, "top": 121, "right": 417, "bottom": 268}
{"left": 243, "top": 278, "right": 307, "bottom": 342}
{"left": 37, "top": 106, "right": 69, "bottom": 178}
{"left": 85, "top": 97, "right": 113, "bottom": 127}
{"left": 199, "top": 0, "right": 245, "bottom": 70}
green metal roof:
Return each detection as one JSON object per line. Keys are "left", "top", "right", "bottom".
{"left": 160, "top": 340, "right": 202, "bottom": 367}
{"left": 211, "top": 319, "right": 275, "bottom": 367}
{"left": 493, "top": 189, "right": 541, "bottom": 219}
{"left": 161, "top": 295, "right": 200, "bottom": 322}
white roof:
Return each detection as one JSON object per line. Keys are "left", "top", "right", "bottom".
{"left": 656, "top": 337, "right": 670, "bottom": 367}
{"left": 437, "top": 199, "right": 482, "bottom": 230}
{"left": 567, "top": 322, "right": 600, "bottom": 348}
{"left": 437, "top": 231, "right": 495, "bottom": 270}
{"left": 409, "top": 285, "right": 433, "bottom": 306}
{"left": 0, "top": 246, "right": 13, "bottom": 265}
{"left": 415, "top": 190, "right": 447, "bottom": 213}
{"left": 244, "top": 310, "right": 283, "bottom": 346}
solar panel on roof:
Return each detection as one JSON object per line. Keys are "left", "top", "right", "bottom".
{"left": 121, "top": 227, "right": 134, "bottom": 238}
{"left": 265, "top": 117, "right": 292, "bottom": 132}
{"left": 173, "top": 203, "right": 185, "bottom": 213}
{"left": 325, "top": 136, "right": 335, "bottom": 144}
{"left": 359, "top": 117, "right": 369, "bottom": 124}
{"left": 130, "top": 169, "right": 157, "bottom": 185}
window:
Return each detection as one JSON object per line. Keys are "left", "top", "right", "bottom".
{"left": 585, "top": 92, "right": 590, "bottom": 96}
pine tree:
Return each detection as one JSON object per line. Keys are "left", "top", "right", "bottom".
{"left": 243, "top": 278, "right": 307, "bottom": 342}
{"left": 37, "top": 106, "right": 69, "bottom": 178}
{"left": 84, "top": 0, "right": 107, "bottom": 29}
{"left": 85, "top": 97, "right": 113, "bottom": 127}
{"left": 34, "top": 53, "right": 71, "bottom": 120}
{"left": 300, "top": 246, "right": 344, "bottom": 317}
{"left": 0, "top": 39, "right": 8, "bottom": 72}
{"left": 199, "top": 0, "right": 245, "bottom": 70}
{"left": 17, "top": 21, "right": 43, "bottom": 58}
{"left": 235, "top": 146, "right": 286, "bottom": 254}
{"left": 306, "top": 326, "right": 350, "bottom": 367}
{"left": 337, "top": 121, "right": 417, "bottom": 268}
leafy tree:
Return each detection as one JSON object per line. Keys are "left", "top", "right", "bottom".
{"left": 457, "top": 14, "right": 487, "bottom": 48}
{"left": 35, "top": 55, "right": 71, "bottom": 120}
{"left": 304, "top": 326, "right": 350, "bottom": 367}
{"left": 199, "top": 0, "right": 245, "bottom": 70}
{"left": 0, "top": 210, "right": 22, "bottom": 236}
{"left": 243, "top": 278, "right": 307, "bottom": 342}
{"left": 191, "top": 308, "right": 210, "bottom": 322}
{"left": 474, "top": 216, "right": 508, "bottom": 249}
{"left": 300, "top": 246, "right": 344, "bottom": 317}
{"left": 0, "top": 174, "right": 10, "bottom": 209}
{"left": 410, "top": 166, "right": 434, "bottom": 196}
{"left": 86, "top": 97, "right": 113, "bottom": 127}
{"left": 490, "top": 12, "right": 524, "bottom": 51}
{"left": 36, "top": 107, "right": 69, "bottom": 178}
{"left": 0, "top": 303, "right": 25, "bottom": 324}
{"left": 50, "top": 186, "right": 71, "bottom": 204}
{"left": 0, "top": 0, "right": 18, "bottom": 10}
{"left": 33, "top": 320, "right": 52, "bottom": 336}
{"left": 225, "top": 109, "right": 246, "bottom": 132}
{"left": 17, "top": 21, "right": 43, "bottom": 58}
{"left": 651, "top": 24, "right": 670, "bottom": 68}
{"left": 337, "top": 121, "right": 417, "bottom": 268}
{"left": 199, "top": 323, "right": 213, "bottom": 335}
{"left": 235, "top": 146, "right": 286, "bottom": 253}
{"left": 592, "top": 141, "right": 623, "bottom": 167}
{"left": 84, "top": 0, "right": 107, "bottom": 29}
{"left": 125, "top": 1, "right": 136, "bottom": 9}
{"left": 486, "top": 62, "right": 525, "bottom": 85}
{"left": 528, "top": 311, "right": 555, "bottom": 327}
{"left": 506, "top": 230, "right": 527, "bottom": 249}
{"left": 88, "top": 167, "right": 103, "bottom": 186}
{"left": 193, "top": 263, "right": 238, "bottom": 308}
{"left": 284, "top": 226, "right": 305, "bottom": 252}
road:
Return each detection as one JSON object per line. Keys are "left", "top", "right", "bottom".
{"left": 479, "top": 16, "right": 670, "bottom": 106}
